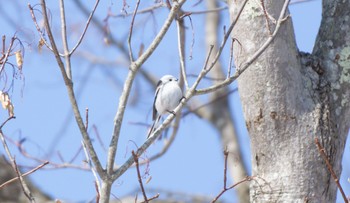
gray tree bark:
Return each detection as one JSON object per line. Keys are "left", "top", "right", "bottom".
{"left": 229, "top": 0, "right": 350, "bottom": 202}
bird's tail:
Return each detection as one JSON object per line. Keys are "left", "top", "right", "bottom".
{"left": 147, "top": 115, "right": 161, "bottom": 138}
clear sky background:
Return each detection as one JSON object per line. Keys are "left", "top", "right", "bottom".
{"left": 0, "top": 0, "right": 348, "bottom": 202}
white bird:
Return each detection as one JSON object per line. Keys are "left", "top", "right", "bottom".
{"left": 147, "top": 75, "right": 183, "bottom": 138}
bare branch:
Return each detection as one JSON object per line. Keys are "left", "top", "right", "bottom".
{"left": 176, "top": 13, "right": 189, "bottom": 89}
{"left": 202, "top": 45, "right": 214, "bottom": 71}
{"left": 0, "top": 116, "right": 15, "bottom": 130}
{"left": 59, "top": 0, "right": 72, "bottom": 79}
{"left": 211, "top": 176, "right": 253, "bottom": 203}
{"left": 38, "top": 0, "right": 69, "bottom": 83}
{"left": 85, "top": 108, "right": 89, "bottom": 131}
{"left": 132, "top": 151, "right": 155, "bottom": 203}
{"left": 0, "top": 35, "right": 17, "bottom": 75}
{"left": 37, "top": 0, "right": 104, "bottom": 177}
{"left": 82, "top": 140, "right": 101, "bottom": 197}
{"left": 128, "top": 0, "right": 141, "bottom": 62}
{"left": 94, "top": 180, "right": 100, "bottom": 203}
{"left": 227, "top": 38, "right": 235, "bottom": 78}
{"left": 211, "top": 150, "right": 253, "bottom": 203}
{"left": 223, "top": 149, "right": 228, "bottom": 189}
{"left": 260, "top": 0, "right": 272, "bottom": 35}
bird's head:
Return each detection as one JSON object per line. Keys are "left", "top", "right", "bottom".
{"left": 158, "top": 75, "right": 178, "bottom": 86}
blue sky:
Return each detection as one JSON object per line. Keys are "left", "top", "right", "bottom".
{"left": 0, "top": 0, "right": 348, "bottom": 202}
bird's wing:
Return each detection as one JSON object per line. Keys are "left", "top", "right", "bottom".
{"left": 152, "top": 83, "right": 161, "bottom": 120}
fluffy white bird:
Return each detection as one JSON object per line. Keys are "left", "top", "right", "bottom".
{"left": 147, "top": 75, "right": 183, "bottom": 138}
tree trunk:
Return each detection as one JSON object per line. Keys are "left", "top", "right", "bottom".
{"left": 229, "top": 0, "right": 350, "bottom": 202}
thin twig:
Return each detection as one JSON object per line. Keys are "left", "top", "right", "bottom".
{"left": 314, "top": 138, "right": 348, "bottom": 203}
{"left": 127, "top": 0, "right": 141, "bottom": 62}
{"left": 212, "top": 176, "right": 253, "bottom": 203}
{"left": 94, "top": 180, "right": 100, "bottom": 203}
{"left": 186, "top": 6, "right": 227, "bottom": 15}
{"left": 132, "top": 151, "right": 149, "bottom": 203}
{"left": 0, "top": 35, "right": 17, "bottom": 75}
{"left": 59, "top": 0, "right": 72, "bottom": 79}
{"left": 0, "top": 116, "right": 15, "bottom": 130}
{"left": 182, "top": 88, "right": 238, "bottom": 117}
{"left": 111, "top": 4, "right": 226, "bottom": 18}
{"left": 223, "top": 149, "right": 228, "bottom": 189}
{"left": 73, "top": 0, "right": 127, "bottom": 53}
{"left": 210, "top": 149, "right": 252, "bottom": 203}
{"left": 27, "top": 4, "right": 58, "bottom": 55}
{"left": 110, "top": 2, "right": 166, "bottom": 18}
{"left": 69, "top": 0, "right": 100, "bottom": 55}
{"left": 0, "top": 161, "right": 49, "bottom": 189}
{"left": 260, "top": 0, "right": 272, "bottom": 35}
{"left": 82, "top": 140, "right": 101, "bottom": 196}
{"left": 3, "top": 134, "right": 90, "bottom": 171}
{"left": 2, "top": 35, "right": 5, "bottom": 54}
{"left": 203, "top": 45, "right": 214, "bottom": 70}
{"left": 227, "top": 38, "right": 235, "bottom": 78}
{"left": 12, "top": 159, "right": 35, "bottom": 202}
{"left": 140, "top": 194, "right": 160, "bottom": 203}
{"left": 187, "top": 15, "right": 195, "bottom": 60}
{"left": 68, "top": 145, "right": 83, "bottom": 164}
{"left": 85, "top": 108, "right": 89, "bottom": 131}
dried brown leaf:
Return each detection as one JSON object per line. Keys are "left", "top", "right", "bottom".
{"left": 15, "top": 51, "right": 23, "bottom": 71}
{"left": 38, "top": 38, "right": 45, "bottom": 53}
{"left": 0, "top": 91, "right": 15, "bottom": 117}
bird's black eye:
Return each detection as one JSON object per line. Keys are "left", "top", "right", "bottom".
{"left": 169, "top": 79, "right": 173, "bottom": 81}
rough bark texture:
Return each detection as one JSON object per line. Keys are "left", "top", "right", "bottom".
{"left": 229, "top": 0, "right": 350, "bottom": 202}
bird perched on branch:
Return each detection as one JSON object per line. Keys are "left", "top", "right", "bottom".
{"left": 147, "top": 75, "right": 183, "bottom": 138}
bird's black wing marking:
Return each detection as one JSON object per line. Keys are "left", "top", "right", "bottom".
{"left": 152, "top": 84, "right": 161, "bottom": 120}
{"left": 156, "top": 79, "right": 162, "bottom": 87}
